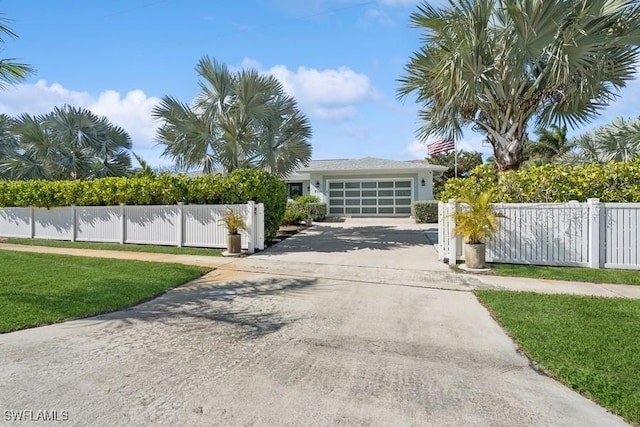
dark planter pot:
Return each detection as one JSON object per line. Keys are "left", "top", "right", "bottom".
{"left": 465, "top": 242, "right": 486, "bottom": 269}
{"left": 226, "top": 233, "right": 242, "bottom": 254}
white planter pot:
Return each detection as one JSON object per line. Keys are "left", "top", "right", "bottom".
{"left": 465, "top": 243, "right": 486, "bottom": 269}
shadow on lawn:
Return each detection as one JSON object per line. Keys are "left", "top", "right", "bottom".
{"left": 91, "top": 274, "right": 319, "bottom": 338}
{"left": 261, "top": 224, "right": 429, "bottom": 255}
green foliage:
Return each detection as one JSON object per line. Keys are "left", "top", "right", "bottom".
{"left": 476, "top": 291, "right": 640, "bottom": 424}
{"left": 0, "top": 168, "right": 287, "bottom": 240}
{"left": 154, "top": 56, "right": 312, "bottom": 177}
{"left": 294, "top": 194, "right": 319, "bottom": 205}
{"left": 0, "top": 15, "right": 34, "bottom": 88}
{"left": 398, "top": 0, "right": 640, "bottom": 170}
{"left": 221, "top": 208, "right": 246, "bottom": 235}
{"left": 561, "top": 117, "right": 640, "bottom": 165}
{"left": 0, "top": 251, "right": 206, "bottom": 333}
{"left": 282, "top": 195, "right": 326, "bottom": 225}
{"left": 428, "top": 150, "right": 483, "bottom": 197}
{"left": 281, "top": 202, "right": 307, "bottom": 226}
{"left": 412, "top": 200, "right": 438, "bottom": 223}
{"left": 305, "top": 203, "right": 327, "bottom": 222}
{"left": 451, "top": 189, "right": 502, "bottom": 244}
{"left": 1, "top": 105, "right": 132, "bottom": 180}
{"left": 440, "top": 159, "right": 640, "bottom": 203}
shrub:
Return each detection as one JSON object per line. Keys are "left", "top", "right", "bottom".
{"left": 281, "top": 202, "right": 307, "bottom": 226}
{"left": 294, "top": 194, "right": 320, "bottom": 205}
{"left": 0, "top": 168, "right": 288, "bottom": 240}
{"left": 412, "top": 200, "right": 439, "bottom": 223}
{"left": 305, "top": 203, "right": 327, "bottom": 222}
{"left": 439, "top": 159, "right": 640, "bottom": 203}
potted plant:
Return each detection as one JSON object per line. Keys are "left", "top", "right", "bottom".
{"left": 222, "top": 208, "right": 246, "bottom": 254}
{"left": 451, "top": 189, "right": 503, "bottom": 269}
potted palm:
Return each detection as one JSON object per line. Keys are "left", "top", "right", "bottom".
{"left": 222, "top": 208, "right": 246, "bottom": 254}
{"left": 451, "top": 189, "right": 503, "bottom": 269}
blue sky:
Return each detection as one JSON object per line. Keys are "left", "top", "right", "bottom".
{"left": 1, "top": 0, "right": 639, "bottom": 168}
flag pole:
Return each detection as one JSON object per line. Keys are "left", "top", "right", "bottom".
{"left": 454, "top": 139, "right": 458, "bottom": 178}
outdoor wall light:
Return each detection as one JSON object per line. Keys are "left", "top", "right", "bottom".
{"left": 315, "top": 180, "right": 320, "bottom": 188}
{"left": 421, "top": 178, "right": 426, "bottom": 186}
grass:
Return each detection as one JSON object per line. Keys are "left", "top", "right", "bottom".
{"left": 6, "top": 237, "right": 222, "bottom": 257}
{"left": 0, "top": 251, "right": 209, "bottom": 333}
{"left": 476, "top": 290, "right": 640, "bottom": 424}
{"left": 492, "top": 263, "right": 640, "bottom": 286}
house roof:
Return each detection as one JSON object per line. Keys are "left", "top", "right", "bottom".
{"left": 297, "top": 157, "right": 447, "bottom": 173}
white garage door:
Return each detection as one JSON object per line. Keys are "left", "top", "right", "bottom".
{"left": 328, "top": 179, "right": 413, "bottom": 216}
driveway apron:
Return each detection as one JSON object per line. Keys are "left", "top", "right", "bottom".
{"left": 0, "top": 218, "right": 627, "bottom": 426}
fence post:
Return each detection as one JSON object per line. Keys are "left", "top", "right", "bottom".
{"left": 70, "top": 204, "right": 77, "bottom": 242}
{"left": 256, "top": 203, "right": 265, "bottom": 250}
{"left": 177, "top": 202, "right": 184, "bottom": 247}
{"left": 120, "top": 203, "right": 126, "bottom": 244}
{"left": 587, "top": 198, "right": 601, "bottom": 269}
{"left": 448, "top": 199, "right": 457, "bottom": 266}
{"left": 30, "top": 207, "right": 35, "bottom": 238}
{"left": 246, "top": 201, "right": 255, "bottom": 254}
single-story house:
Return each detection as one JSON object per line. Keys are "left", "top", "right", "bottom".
{"left": 285, "top": 157, "right": 447, "bottom": 216}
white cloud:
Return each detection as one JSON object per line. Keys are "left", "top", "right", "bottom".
{"left": 0, "top": 80, "right": 161, "bottom": 150}
{"left": 262, "top": 63, "right": 377, "bottom": 120}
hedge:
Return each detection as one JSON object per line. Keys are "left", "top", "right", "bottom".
{"left": 439, "top": 159, "right": 640, "bottom": 203}
{"left": 412, "top": 201, "right": 439, "bottom": 223}
{"left": 0, "top": 169, "right": 288, "bottom": 239}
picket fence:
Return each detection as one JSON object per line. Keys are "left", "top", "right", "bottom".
{"left": 0, "top": 202, "right": 265, "bottom": 253}
{"left": 438, "top": 198, "right": 640, "bottom": 270}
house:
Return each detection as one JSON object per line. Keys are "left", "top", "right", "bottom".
{"left": 285, "top": 157, "right": 447, "bottom": 216}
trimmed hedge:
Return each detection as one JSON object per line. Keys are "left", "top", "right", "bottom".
{"left": 412, "top": 200, "right": 439, "bottom": 223}
{"left": 439, "top": 159, "right": 640, "bottom": 203}
{"left": 0, "top": 169, "right": 287, "bottom": 239}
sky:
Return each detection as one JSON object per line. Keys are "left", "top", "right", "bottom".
{"left": 1, "top": 0, "right": 639, "bottom": 168}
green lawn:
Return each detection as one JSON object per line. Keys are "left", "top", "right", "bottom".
{"left": 6, "top": 237, "right": 222, "bottom": 257}
{"left": 0, "top": 251, "right": 209, "bottom": 333}
{"left": 492, "top": 263, "right": 640, "bottom": 286}
{"left": 476, "top": 290, "right": 640, "bottom": 424}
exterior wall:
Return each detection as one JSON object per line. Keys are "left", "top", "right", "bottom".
{"left": 287, "top": 170, "right": 438, "bottom": 203}
{"left": 417, "top": 170, "right": 435, "bottom": 200}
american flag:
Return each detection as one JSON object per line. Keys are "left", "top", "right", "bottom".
{"left": 427, "top": 139, "right": 455, "bottom": 156}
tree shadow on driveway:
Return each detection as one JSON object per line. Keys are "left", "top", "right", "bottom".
{"left": 262, "top": 225, "right": 429, "bottom": 254}
{"left": 89, "top": 275, "right": 320, "bottom": 339}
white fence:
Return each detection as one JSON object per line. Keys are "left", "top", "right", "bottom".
{"left": 0, "top": 202, "right": 265, "bottom": 253}
{"left": 438, "top": 199, "right": 640, "bottom": 270}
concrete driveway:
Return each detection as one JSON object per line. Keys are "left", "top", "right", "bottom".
{"left": 0, "top": 218, "right": 627, "bottom": 426}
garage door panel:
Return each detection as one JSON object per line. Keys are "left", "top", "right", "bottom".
{"left": 328, "top": 179, "right": 413, "bottom": 216}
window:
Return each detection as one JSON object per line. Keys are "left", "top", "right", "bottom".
{"left": 287, "top": 182, "right": 303, "bottom": 199}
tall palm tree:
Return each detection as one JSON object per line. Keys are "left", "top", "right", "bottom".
{"left": 560, "top": 117, "right": 640, "bottom": 165}
{"left": 0, "top": 106, "right": 132, "bottom": 180}
{"left": 398, "top": 0, "right": 640, "bottom": 171}
{"left": 153, "top": 56, "right": 312, "bottom": 177}
{"left": 0, "top": 15, "right": 34, "bottom": 88}
{"left": 524, "top": 125, "right": 572, "bottom": 166}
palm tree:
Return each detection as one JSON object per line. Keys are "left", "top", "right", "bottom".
{"left": 398, "top": 0, "right": 640, "bottom": 171}
{"left": 153, "top": 57, "right": 312, "bottom": 177}
{"left": 0, "top": 15, "right": 34, "bottom": 88}
{"left": 524, "top": 125, "right": 572, "bottom": 166}
{"left": 0, "top": 106, "right": 132, "bottom": 180}
{"left": 560, "top": 117, "right": 640, "bottom": 165}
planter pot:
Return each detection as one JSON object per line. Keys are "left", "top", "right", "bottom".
{"left": 465, "top": 242, "right": 486, "bottom": 269}
{"left": 226, "top": 233, "right": 242, "bottom": 254}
